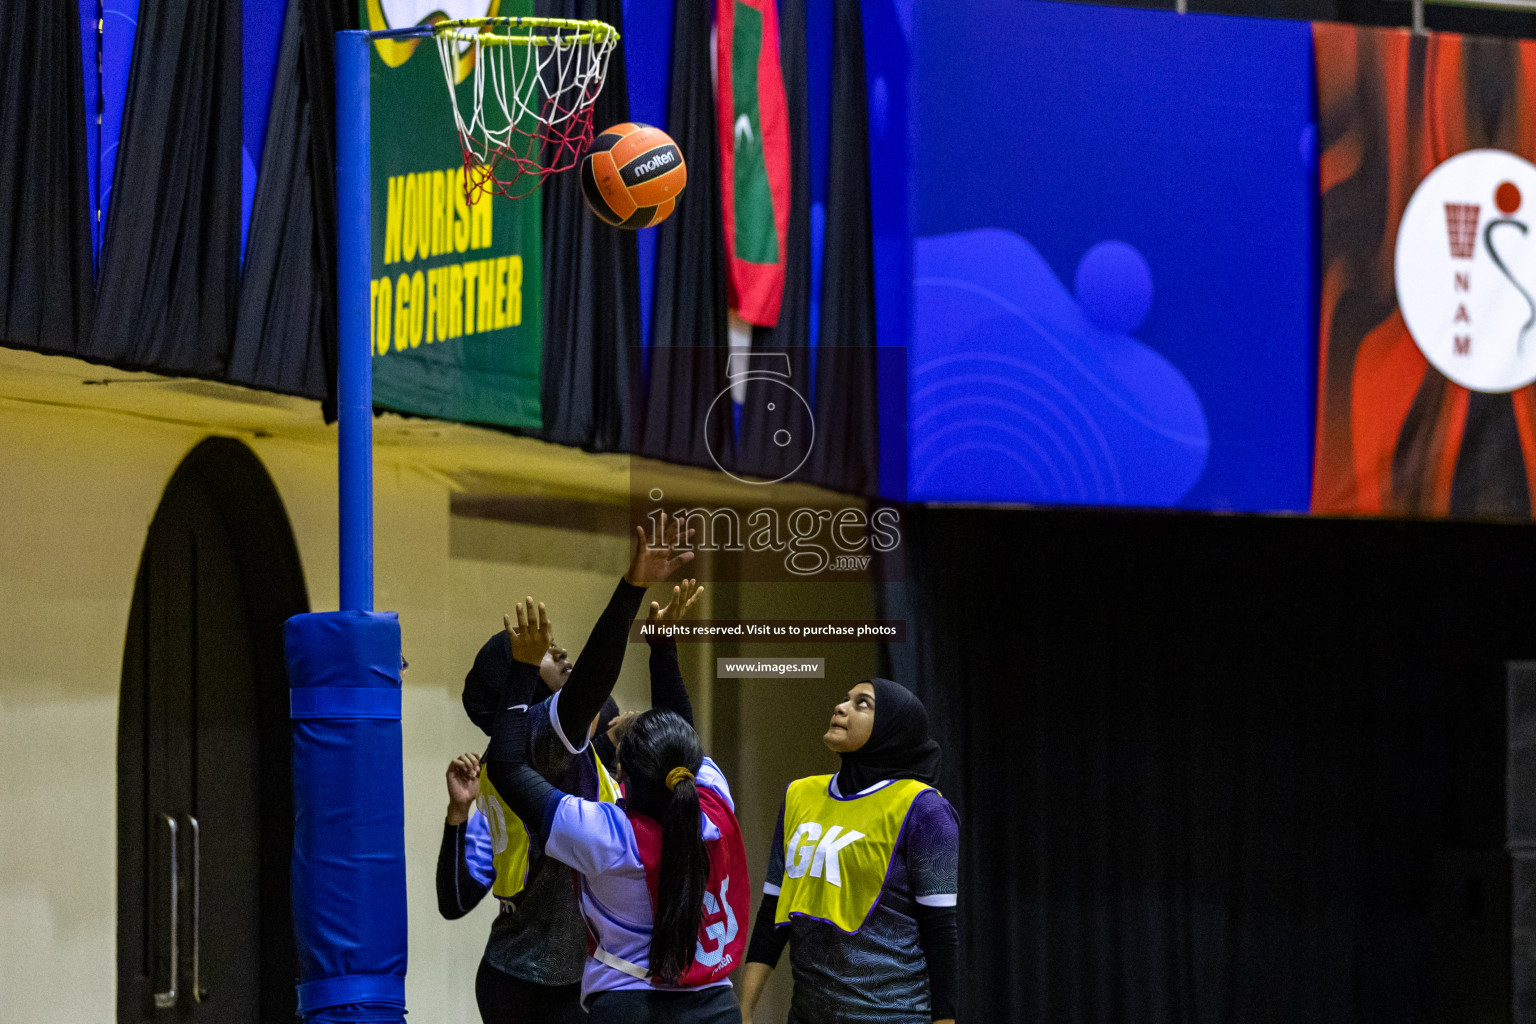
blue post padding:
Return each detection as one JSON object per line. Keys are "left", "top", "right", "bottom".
{"left": 336, "top": 30, "right": 374, "bottom": 613}
{"left": 298, "top": 974, "right": 406, "bottom": 1015}
{"left": 291, "top": 688, "right": 402, "bottom": 719}
{"left": 286, "top": 611, "right": 406, "bottom": 1022}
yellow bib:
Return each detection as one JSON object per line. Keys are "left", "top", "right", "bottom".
{"left": 478, "top": 747, "right": 619, "bottom": 900}
{"left": 774, "top": 774, "right": 932, "bottom": 933}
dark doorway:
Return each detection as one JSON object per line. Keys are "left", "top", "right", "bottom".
{"left": 118, "top": 438, "right": 308, "bottom": 1023}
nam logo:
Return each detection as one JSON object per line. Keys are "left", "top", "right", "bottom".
{"left": 783, "top": 822, "right": 865, "bottom": 887}
{"left": 1397, "top": 149, "right": 1536, "bottom": 394}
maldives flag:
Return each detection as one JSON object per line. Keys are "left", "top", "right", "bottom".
{"left": 717, "top": 0, "right": 792, "bottom": 327}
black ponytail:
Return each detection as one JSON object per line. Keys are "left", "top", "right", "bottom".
{"left": 620, "top": 708, "right": 707, "bottom": 984}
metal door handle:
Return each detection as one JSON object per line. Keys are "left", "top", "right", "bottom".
{"left": 188, "top": 815, "right": 202, "bottom": 1003}
{"left": 153, "top": 814, "right": 178, "bottom": 1009}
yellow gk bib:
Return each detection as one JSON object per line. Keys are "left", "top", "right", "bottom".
{"left": 478, "top": 747, "right": 619, "bottom": 900}
{"left": 775, "top": 774, "right": 932, "bottom": 933}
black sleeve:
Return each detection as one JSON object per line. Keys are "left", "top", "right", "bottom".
{"left": 510, "top": 658, "right": 544, "bottom": 706}
{"left": 486, "top": 701, "right": 564, "bottom": 837}
{"left": 745, "top": 893, "right": 790, "bottom": 967}
{"left": 647, "top": 636, "right": 693, "bottom": 726}
{"left": 436, "top": 820, "right": 490, "bottom": 920}
{"left": 554, "top": 579, "right": 647, "bottom": 744}
{"left": 915, "top": 903, "right": 958, "bottom": 1020}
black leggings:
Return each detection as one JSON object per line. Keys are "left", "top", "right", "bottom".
{"left": 475, "top": 959, "right": 586, "bottom": 1024}
{"left": 586, "top": 985, "right": 742, "bottom": 1024}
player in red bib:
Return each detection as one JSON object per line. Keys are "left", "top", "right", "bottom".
{"left": 487, "top": 581, "right": 749, "bottom": 1024}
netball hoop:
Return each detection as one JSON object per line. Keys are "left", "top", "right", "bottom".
{"left": 430, "top": 17, "right": 619, "bottom": 202}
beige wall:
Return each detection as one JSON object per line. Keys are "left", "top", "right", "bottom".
{"left": 0, "top": 402, "right": 192, "bottom": 1023}
{"left": 0, "top": 400, "right": 648, "bottom": 1023}
{"left": 0, "top": 386, "right": 883, "bottom": 1023}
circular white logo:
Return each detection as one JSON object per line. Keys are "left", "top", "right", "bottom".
{"left": 1396, "top": 149, "right": 1536, "bottom": 393}
{"left": 704, "top": 379, "right": 815, "bottom": 485}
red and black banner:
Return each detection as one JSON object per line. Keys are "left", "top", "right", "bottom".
{"left": 1313, "top": 24, "right": 1536, "bottom": 517}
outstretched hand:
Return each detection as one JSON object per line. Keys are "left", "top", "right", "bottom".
{"left": 503, "top": 596, "right": 553, "bottom": 666}
{"left": 445, "top": 752, "right": 481, "bottom": 824}
{"left": 648, "top": 578, "right": 705, "bottom": 622}
{"left": 624, "top": 511, "right": 697, "bottom": 588}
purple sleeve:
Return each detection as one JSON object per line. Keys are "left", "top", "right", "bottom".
{"left": 903, "top": 790, "right": 959, "bottom": 904}
{"left": 544, "top": 795, "right": 636, "bottom": 878}
{"left": 904, "top": 791, "right": 959, "bottom": 1021}
{"left": 698, "top": 757, "right": 734, "bottom": 810}
{"left": 464, "top": 809, "right": 494, "bottom": 888}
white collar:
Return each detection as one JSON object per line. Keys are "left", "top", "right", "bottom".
{"left": 828, "top": 776, "right": 894, "bottom": 799}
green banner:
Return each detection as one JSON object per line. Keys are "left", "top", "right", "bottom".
{"left": 730, "top": 1, "right": 778, "bottom": 265}
{"left": 361, "top": 1, "right": 542, "bottom": 430}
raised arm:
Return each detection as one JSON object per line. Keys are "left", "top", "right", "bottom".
{"left": 550, "top": 580, "right": 647, "bottom": 744}
{"left": 645, "top": 578, "right": 705, "bottom": 727}
{"left": 436, "top": 753, "right": 491, "bottom": 919}
{"left": 545, "top": 513, "right": 697, "bottom": 745}
{"left": 486, "top": 700, "right": 563, "bottom": 838}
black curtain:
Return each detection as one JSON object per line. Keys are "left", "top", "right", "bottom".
{"left": 536, "top": 0, "right": 639, "bottom": 452}
{"left": 0, "top": 0, "right": 348, "bottom": 408}
{"left": 297, "top": 0, "right": 354, "bottom": 417}
{"left": 230, "top": 0, "right": 330, "bottom": 400}
{"left": 734, "top": 0, "right": 815, "bottom": 483}
{"left": 638, "top": 0, "right": 734, "bottom": 469}
{"left": 0, "top": 0, "right": 96, "bottom": 354}
{"left": 804, "top": 0, "right": 878, "bottom": 495}
{"left": 90, "top": 0, "right": 243, "bottom": 377}
{"left": 897, "top": 507, "right": 1526, "bottom": 1024}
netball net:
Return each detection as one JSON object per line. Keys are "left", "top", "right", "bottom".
{"left": 432, "top": 17, "right": 619, "bottom": 203}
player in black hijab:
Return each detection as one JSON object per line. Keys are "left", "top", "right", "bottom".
{"left": 829, "top": 678, "right": 942, "bottom": 793}
{"left": 739, "top": 678, "right": 958, "bottom": 1024}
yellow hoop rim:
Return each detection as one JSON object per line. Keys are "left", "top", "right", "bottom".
{"left": 434, "top": 16, "right": 620, "bottom": 48}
